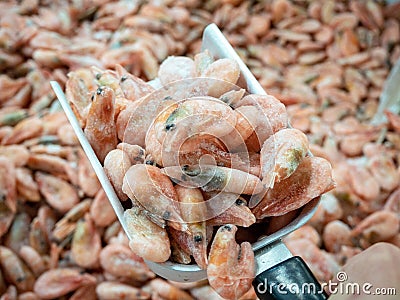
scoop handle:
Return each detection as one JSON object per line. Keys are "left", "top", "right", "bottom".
{"left": 253, "top": 256, "right": 328, "bottom": 300}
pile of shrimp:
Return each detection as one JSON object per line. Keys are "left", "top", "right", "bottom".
{"left": 0, "top": 0, "right": 400, "bottom": 299}
{"left": 66, "top": 50, "right": 335, "bottom": 299}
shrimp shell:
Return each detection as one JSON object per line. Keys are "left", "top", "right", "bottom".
{"left": 207, "top": 225, "right": 255, "bottom": 300}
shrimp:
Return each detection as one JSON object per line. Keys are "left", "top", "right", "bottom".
{"left": 158, "top": 56, "right": 196, "bottom": 85}
{"left": 103, "top": 149, "right": 132, "bottom": 201}
{"left": 122, "top": 164, "right": 186, "bottom": 229}
{"left": 33, "top": 268, "right": 96, "bottom": 299}
{"left": 201, "top": 58, "right": 240, "bottom": 97}
{"left": 252, "top": 157, "right": 335, "bottom": 218}
{"left": 175, "top": 186, "right": 208, "bottom": 268}
{"left": 207, "top": 197, "right": 256, "bottom": 228}
{"left": 117, "top": 142, "right": 145, "bottom": 165}
{"left": 1, "top": 116, "right": 43, "bottom": 145}
{"left": 0, "top": 202, "right": 14, "bottom": 239}
{"left": 96, "top": 281, "right": 151, "bottom": 300}
{"left": 207, "top": 225, "right": 255, "bottom": 300}
{"left": 150, "top": 278, "right": 194, "bottom": 300}
{"left": 90, "top": 189, "right": 117, "bottom": 227}
{"left": 71, "top": 213, "right": 102, "bottom": 269}
{"left": 234, "top": 94, "right": 288, "bottom": 150}
{"left": 367, "top": 154, "right": 399, "bottom": 192}
{"left": 194, "top": 49, "right": 214, "bottom": 76}
{"left": 0, "top": 246, "right": 35, "bottom": 292}
{"left": 4, "top": 213, "right": 30, "bottom": 254}
{"left": 84, "top": 86, "right": 118, "bottom": 163}
{"left": 162, "top": 165, "right": 263, "bottom": 195}
{"left": 351, "top": 211, "right": 399, "bottom": 247}
{"left": 65, "top": 68, "right": 96, "bottom": 127}
{"left": 99, "top": 244, "right": 155, "bottom": 281}
{"left": 35, "top": 172, "right": 79, "bottom": 213}
{"left": 0, "top": 157, "right": 17, "bottom": 213}
{"left": 260, "top": 128, "right": 309, "bottom": 189}
{"left": 322, "top": 220, "right": 352, "bottom": 253}
{"left": 0, "top": 145, "right": 29, "bottom": 167}
{"left": 123, "top": 206, "right": 171, "bottom": 263}
{"left": 77, "top": 149, "right": 101, "bottom": 197}
{"left": 27, "top": 153, "right": 69, "bottom": 176}
{"left": 19, "top": 245, "right": 46, "bottom": 277}
{"left": 15, "top": 167, "right": 41, "bottom": 202}
{"left": 154, "top": 97, "right": 236, "bottom": 152}
{"left": 115, "top": 64, "right": 155, "bottom": 102}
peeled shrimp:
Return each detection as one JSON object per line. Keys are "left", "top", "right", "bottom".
{"left": 163, "top": 165, "right": 263, "bottom": 195}
{"left": 260, "top": 128, "right": 309, "bottom": 189}
{"left": 252, "top": 156, "right": 335, "bottom": 218}
{"left": 207, "top": 225, "right": 255, "bottom": 300}
{"left": 123, "top": 206, "right": 171, "bottom": 263}
{"left": 84, "top": 86, "right": 118, "bottom": 163}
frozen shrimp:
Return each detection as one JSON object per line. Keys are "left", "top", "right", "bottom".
{"left": 322, "top": 220, "right": 352, "bottom": 253}
{"left": 115, "top": 64, "right": 155, "bottom": 102}
{"left": 1, "top": 116, "right": 43, "bottom": 145}
{"left": 99, "top": 244, "right": 155, "bottom": 281}
{"left": 15, "top": 168, "right": 40, "bottom": 202}
{"left": 65, "top": 68, "right": 95, "bottom": 127}
{"left": 207, "top": 225, "right": 255, "bottom": 300}
{"left": 84, "top": 86, "right": 118, "bottom": 163}
{"left": 163, "top": 165, "right": 263, "bottom": 195}
{"left": 71, "top": 214, "right": 101, "bottom": 269}
{"left": 19, "top": 245, "right": 46, "bottom": 277}
{"left": 260, "top": 128, "right": 309, "bottom": 189}
{"left": 158, "top": 56, "right": 196, "bottom": 85}
{"left": 122, "top": 164, "right": 185, "bottom": 228}
{"left": 4, "top": 213, "right": 30, "bottom": 254}
{"left": 154, "top": 97, "right": 237, "bottom": 152}
{"left": 207, "top": 197, "right": 256, "bottom": 228}
{"left": 33, "top": 268, "right": 96, "bottom": 299}
{"left": 252, "top": 157, "right": 335, "bottom": 218}
{"left": 35, "top": 172, "right": 79, "bottom": 213}
{"left": 0, "top": 145, "right": 29, "bottom": 167}
{"left": 123, "top": 206, "right": 171, "bottom": 262}
{"left": 104, "top": 149, "right": 132, "bottom": 200}
{"left": 234, "top": 94, "right": 288, "bottom": 149}
{"left": 96, "top": 281, "right": 151, "bottom": 300}
{"left": 77, "top": 149, "right": 101, "bottom": 197}
{"left": 150, "top": 278, "right": 194, "bottom": 300}
{"left": 0, "top": 157, "right": 17, "bottom": 213}
{"left": 90, "top": 189, "right": 117, "bottom": 227}
{"left": 117, "top": 142, "right": 145, "bottom": 165}
{"left": 0, "top": 246, "right": 35, "bottom": 292}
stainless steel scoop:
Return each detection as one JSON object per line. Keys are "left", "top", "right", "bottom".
{"left": 51, "top": 23, "right": 326, "bottom": 299}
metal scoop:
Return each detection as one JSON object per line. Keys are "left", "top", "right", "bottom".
{"left": 51, "top": 23, "right": 327, "bottom": 299}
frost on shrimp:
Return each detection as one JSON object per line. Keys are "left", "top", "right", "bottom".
{"left": 207, "top": 224, "right": 255, "bottom": 300}
{"left": 162, "top": 165, "right": 263, "bottom": 195}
